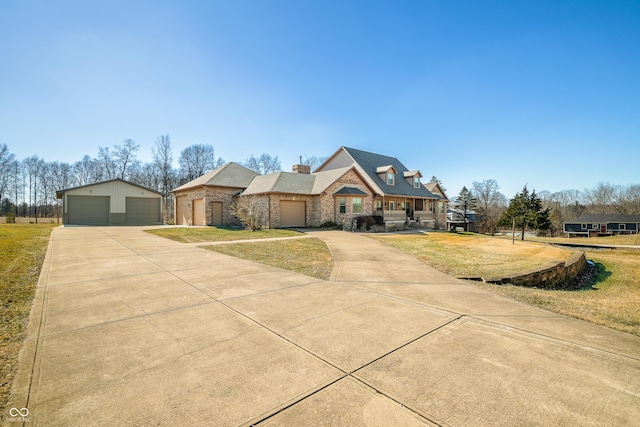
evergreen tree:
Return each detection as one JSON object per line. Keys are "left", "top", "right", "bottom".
{"left": 498, "top": 185, "right": 551, "bottom": 240}
{"left": 454, "top": 186, "right": 477, "bottom": 231}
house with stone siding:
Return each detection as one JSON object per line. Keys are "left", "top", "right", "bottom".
{"left": 171, "top": 146, "right": 448, "bottom": 228}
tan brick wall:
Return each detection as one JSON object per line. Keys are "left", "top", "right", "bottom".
{"left": 318, "top": 169, "right": 374, "bottom": 227}
{"left": 262, "top": 170, "right": 374, "bottom": 228}
{"left": 173, "top": 186, "right": 243, "bottom": 226}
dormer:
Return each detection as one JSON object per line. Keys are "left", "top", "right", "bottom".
{"left": 403, "top": 170, "right": 423, "bottom": 189}
{"left": 376, "top": 165, "right": 397, "bottom": 186}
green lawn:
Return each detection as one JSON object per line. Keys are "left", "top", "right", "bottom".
{"left": 206, "top": 238, "right": 334, "bottom": 281}
{"left": 371, "top": 232, "right": 576, "bottom": 278}
{"left": 373, "top": 232, "right": 640, "bottom": 336}
{"left": 145, "top": 226, "right": 303, "bottom": 243}
{"left": 0, "top": 223, "right": 56, "bottom": 417}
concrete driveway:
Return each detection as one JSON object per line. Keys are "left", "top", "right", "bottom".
{"left": 7, "top": 227, "right": 640, "bottom": 426}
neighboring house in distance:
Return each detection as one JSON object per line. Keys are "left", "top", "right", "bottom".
{"left": 563, "top": 214, "right": 640, "bottom": 237}
{"left": 171, "top": 146, "right": 449, "bottom": 228}
{"left": 447, "top": 208, "right": 478, "bottom": 232}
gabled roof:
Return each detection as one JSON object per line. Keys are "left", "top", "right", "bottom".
{"left": 319, "top": 147, "right": 440, "bottom": 199}
{"left": 242, "top": 172, "right": 316, "bottom": 195}
{"left": 424, "top": 182, "right": 448, "bottom": 201}
{"left": 172, "top": 162, "right": 259, "bottom": 192}
{"left": 241, "top": 166, "right": 373, "bottom": 196}
{"left": 565, "top": 214, "right": 640, "bottom": 223}
{"left": 56, "top": 178, "right": 163, "bottom": 198}
{"left": 334, "top": 186, "right": 367, "bottom": 195}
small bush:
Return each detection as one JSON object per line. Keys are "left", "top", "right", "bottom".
{"left": 5, "top": 211, "right": 15, "bottom": 224}
{"left": 319, "top": 221, "right": 341, "bottom": 229}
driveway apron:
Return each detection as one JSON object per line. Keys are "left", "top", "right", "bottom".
{"left": 7, "top": 227, "right": 640, "bottom": 426}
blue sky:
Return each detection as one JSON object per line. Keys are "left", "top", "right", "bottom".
{"left": 1, "top": 0, "right": 639, "bottom": 197}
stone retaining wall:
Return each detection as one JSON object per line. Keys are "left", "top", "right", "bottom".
{"left": 464, "top": 251, "right": 587, "bottom": 289}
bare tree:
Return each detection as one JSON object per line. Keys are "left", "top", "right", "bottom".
{"left": 244, "top": 153, "right": 281, "bottom": 175}
{"left": 471, "top": 179, "right": 507, "bottom": 235}
{"left": 73, "top": 155, "right": 100, "bottom": 185}
{"left": 97, "top": 146, "right": 116, "bottom": 180}
{"left": 302, "top": 155, "right": 328, "bottom": 172}
{"left": 0, "top": 144, "right": 16, "bottom": 206}
{"left": 546, "top": 189, "right": 585, "bottom": 235}
{"left": 153, "top": 135, "right": 177, "bottom": 222}
{"left": 179, "top": 144, "right": 224, "bottom": 182}
{"left": 583, "top": 182, "right": 617, "bottom": 214}
{"left": 113, "top": 139, "right": 140, "bottom": 180}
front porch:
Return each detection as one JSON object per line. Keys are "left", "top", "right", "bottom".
{"left": 375, "top": 196, "right": 445, "bottom": 226}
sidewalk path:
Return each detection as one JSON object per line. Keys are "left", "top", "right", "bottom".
{"left": 7, "top": 227, "right": 640, "bottom": 426}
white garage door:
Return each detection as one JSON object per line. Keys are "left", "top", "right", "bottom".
{"left": 280, "top": 201, "right": 306, "bottom": 227}
{"left": 67, "top": 196, "right": 110, "bottom": 225}
{"left": 126, "top": 197, "right": 161, "bottom": 225}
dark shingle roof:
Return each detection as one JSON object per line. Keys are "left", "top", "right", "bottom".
{"left": 334, "top": 186, "right": 367, "bottom": 195}
{"left": 343, "top": 147, "right": 438, "bottom": 198}
{"left": 565, "top": 214, "right": 640, "bottom": 223}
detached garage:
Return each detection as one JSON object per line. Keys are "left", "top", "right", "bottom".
{"left": 56, "top": 179, "right": 163, "bottom": 226}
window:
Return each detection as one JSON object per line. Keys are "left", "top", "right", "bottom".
{"left": 352, "top": 197, "right": 363, "bottom": 214}
{"left": 389, "top": 201, "right": 395, "bottom": 211}
{"left": 339, "top": 197, "right": 346, "bottom": 214}
{"left": 581, "top": 224, "right": 587, "bottom": 230}
{"left": 592, "top": 224, "right": 599, "bottom": 229}
{"left": 439, "top": 202, "right": 445, "bottom": 213}
{"left": 620, "top": 224, "right": 626, "bottom": 230}
{"left": 414, "top": 177, "right": 420, "bottom": 188}
{"left": 376, "top": 200, "right": 382, "bottom": 211}
{"left": 387, "top": 172, "right": 395, "bottom": 185}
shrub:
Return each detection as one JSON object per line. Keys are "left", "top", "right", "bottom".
{"left": 5, "top": 211, "right": 15, "bottom": 224}
{"left": 230, "top": 196, "right": 266, "bottom": 231}
{"left": 319, "top": 221, "right": 340, "bottom": 229}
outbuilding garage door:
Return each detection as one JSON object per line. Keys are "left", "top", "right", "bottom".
{"left": 126, "top": 197, "right": 161, "bottom": 225}
{"left": 176, "top": 196, "right": 188, "bottom": 225}
{"left": 280, "top": 201, "right": 306, "bottom": 227}
{"left": 67, "top": 196, "right": 110, "bottom": 225}
{"left": 211, "top": 202, "right": 223, "bottom": 225}
{"left": 193, "top": 199, "right": 205, "bottom": 226}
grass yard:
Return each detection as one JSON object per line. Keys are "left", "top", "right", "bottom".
{"left": 372, "top": 232, "right": 576, "bottom": 278}
{"left": 373, "top": 232, "right": 640, "bottom": 336}
{"left": 205, "top": 238, "right": 334, "bottom": 281}
{"left": 146, "top": 226, "right": 302, "bottom": 243}
{"left": 0, "top": 223, "right": 55, "bottom": 416}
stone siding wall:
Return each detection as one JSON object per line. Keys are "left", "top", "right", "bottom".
{"left": 481, "top": 251, "right": 587, "bottom": 289}
{"left": 173, "top": 187, "right": 242, "bottom": 226}
{"left": 319, "top": 169, "right": 374, "bottom": 227}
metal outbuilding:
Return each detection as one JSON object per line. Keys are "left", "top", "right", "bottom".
{"left": 56, "top": 179, "right": 163, "bottom": 225}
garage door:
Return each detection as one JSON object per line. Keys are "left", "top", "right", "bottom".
{"left": 280, "top": 201, "right": 306, "bottom": 227}
{"left": 126, "top": 197, "right": 161, "bottom": 225}
{"left": 193, "top": 199, "right": 205, "bottom": 226}
{"left": 67, "top": 196, "right": 110, "bottom": 225}
{"left": 176, "top": 196, "right": 189, "bottom": 225}
{"left": 211, "top": 202, "right": 223, "bottom": 226}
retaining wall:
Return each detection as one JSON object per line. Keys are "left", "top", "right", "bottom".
{"left": 465, "top": 251, "right": 587, "bottom": 289}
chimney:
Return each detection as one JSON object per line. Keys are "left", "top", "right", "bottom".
{"left": 292, "top": 164, "right": 311, "bottom": 174}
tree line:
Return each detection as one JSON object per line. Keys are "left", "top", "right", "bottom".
{"left": 452, "top": 179, "right": 640, "bottom": 236}
{"left": 0, "top": 135, "right": 326, "bottom": 223}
